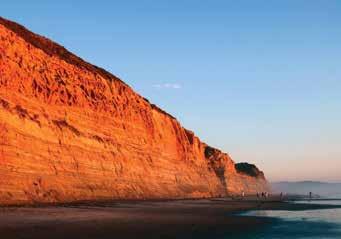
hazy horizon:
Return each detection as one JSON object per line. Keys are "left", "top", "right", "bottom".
{"left": 271, "top": 180, "right": 341, "bottom": 184}
{"left": 2, "top": 0, "right": 340, "bottom": 182}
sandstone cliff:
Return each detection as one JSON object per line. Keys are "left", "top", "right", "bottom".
{"left": 0, "top": 17, "right": 268, "bottom": 205}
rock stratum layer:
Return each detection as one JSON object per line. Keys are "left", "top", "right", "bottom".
{"left": 0, "top": 17, "right": 268, "bottom": 205}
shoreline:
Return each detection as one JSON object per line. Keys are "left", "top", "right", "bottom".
{"left": 0, "top": 198, "right": 340, "bottom": 239}
{"left": 1, "top": 194, "right": 338, "bottom": 208}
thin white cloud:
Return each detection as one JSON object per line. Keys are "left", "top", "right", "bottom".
{"left": 152, "top": 83, "right": 182, "bottom": 89}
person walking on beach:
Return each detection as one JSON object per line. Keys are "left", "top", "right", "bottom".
{"left": 241, "top": 191, "right": 245, "bottom": 200}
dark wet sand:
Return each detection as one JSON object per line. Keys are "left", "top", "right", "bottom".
{"left": 1, "top": 198, "right": 340, "bottom": 239}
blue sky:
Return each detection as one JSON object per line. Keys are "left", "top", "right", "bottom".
{"left": 2, "top": 1, "right": 341, "bottom": 181}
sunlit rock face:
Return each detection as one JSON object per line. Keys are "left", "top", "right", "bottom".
{"left": 0, "top": 17, "right": 269, "bottom": 205}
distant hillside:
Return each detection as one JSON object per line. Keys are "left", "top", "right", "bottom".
{"left": 271, "top": 181, "right": 341, "bottom": 198}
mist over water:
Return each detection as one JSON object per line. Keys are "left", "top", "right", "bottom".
{"left": 271, "top": 181, "right": 341, "bottom": 198}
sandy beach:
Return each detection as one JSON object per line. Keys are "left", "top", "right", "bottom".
{"left": 1, "top": 198, "right": 341, "bottom": 239}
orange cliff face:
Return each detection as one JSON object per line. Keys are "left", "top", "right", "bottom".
{"left": 0, "top": 17, "right": 269, "bottom": 205}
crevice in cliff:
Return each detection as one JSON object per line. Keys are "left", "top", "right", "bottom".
{"left": 52, "top": 119, "right": 82, "bottom": 136}
{"left": 204, "top": 145, "right": 228, "bottom": 193}
{"left": 0, "top": 98, "right": 10, "bottom": 110}
{"left": 184, "top": 129, "right": 194, "bottom": 145}
{"left": 0, "top": 99, "right": 42, "bottom": 127}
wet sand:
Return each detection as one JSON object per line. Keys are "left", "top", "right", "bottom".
{"left": 1, "top": 198, "right": 340, "bottom": 239}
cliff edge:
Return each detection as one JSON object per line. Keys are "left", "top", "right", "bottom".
{"left": 0, "top": 17, "right": 268, "bottom": 205}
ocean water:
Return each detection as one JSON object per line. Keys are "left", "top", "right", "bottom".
{"left": 236, "top": 200, "right": 341, "bottom": 239}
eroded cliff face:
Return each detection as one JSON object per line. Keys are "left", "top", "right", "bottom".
{"left": 0, "top": 17, "right": 268, "bottom": 205}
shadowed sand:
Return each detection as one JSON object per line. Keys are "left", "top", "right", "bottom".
{"left": 1, "top": 198, "right": 341, "bottom": 239}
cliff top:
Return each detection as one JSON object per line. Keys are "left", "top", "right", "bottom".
{"left": 235, "top": 163, "right": 265, "bottom": 179}
{"left": 0, "top": 16, "right": 176, "bottom": 120}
